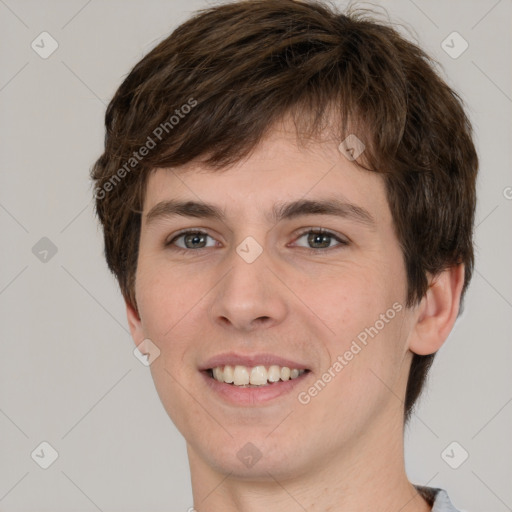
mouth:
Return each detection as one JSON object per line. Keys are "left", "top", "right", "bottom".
{"left": 205, "top": 364, "right": 310, "bottom": 387}
{"left": 199, "top": 354, "right": 312, "bottom": 405}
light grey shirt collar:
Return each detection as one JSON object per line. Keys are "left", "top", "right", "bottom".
{"left": 415, "top": 486, "right": 462, "bottom": 511}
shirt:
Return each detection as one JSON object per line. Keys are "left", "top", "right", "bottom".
{"left": 416, "top": 485, "right": 463, "bottom": 511}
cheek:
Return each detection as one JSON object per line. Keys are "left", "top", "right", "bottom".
{"left": 300, "top": 265, "right": 391, "bottom": 334}
{"left": 298, "top": 298, "right": 408, "bottom": 435}
{"left": 298, "top": 258, "right": 408, "bottom": 377}
{"left": 136, "top": 261, "right": 197, "bottom": 338}
{"left": 135, "top": 265, "right": 209, "bottom": 433}
{"left": 135, "top": 260, "right": 220, "bottom": 377}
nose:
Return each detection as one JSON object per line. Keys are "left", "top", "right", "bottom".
{"left": 210, "top": 244, "right": 288, "bottom": 332}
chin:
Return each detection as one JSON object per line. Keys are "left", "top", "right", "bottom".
{"left": 189, "top": 431, "right": 312, "bottom": 481}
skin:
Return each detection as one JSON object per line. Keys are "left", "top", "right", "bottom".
{"left": 127, "top": 119, "right": 464, "bottom": 512}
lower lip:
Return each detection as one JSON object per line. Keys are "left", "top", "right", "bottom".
{"left": 201, "top": 371, "right": 310, "bottom": 406}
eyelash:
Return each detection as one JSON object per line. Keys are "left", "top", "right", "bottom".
{"left": 165, "top": 228, "right": 349, "bottom": 253}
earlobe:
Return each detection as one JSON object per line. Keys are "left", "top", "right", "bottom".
{"left": 126, "top": 299, "right": 144, "bottom": 346}
{"left": 409, "top": 264, "right": 465, "bottom": 356}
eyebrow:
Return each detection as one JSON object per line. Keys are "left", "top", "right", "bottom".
{"left": 145, "top": 197, "right": 375, "bottom": 227}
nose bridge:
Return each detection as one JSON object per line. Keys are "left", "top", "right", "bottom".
{"left": 211, "top": 236, "right": 287, "bottom": 330}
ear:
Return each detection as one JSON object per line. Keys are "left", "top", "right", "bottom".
{"left": 408, "top": 264, "right": 465, "bottom": 356}
{"left": 126, "top": 299, "right": 145, "bottom": 346}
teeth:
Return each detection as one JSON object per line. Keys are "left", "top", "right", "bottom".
{"left": 223, "top": 365, "right": 234, "bottom": 383}
{"left": 250, "top": 366, "right": 268, "bottom": 385}
{"left": 210, "top": 364, "right": 306, "bottom": 386}
{"left": 212, "top": 367, "right": 224, "bottom": 381}
{"left": 268, "top": 365, "right": 281, "bottom": 382}
{"left": 233, "top": 365, "right": 250, "bottom": 385}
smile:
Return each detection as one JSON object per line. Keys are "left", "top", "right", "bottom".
{"left": 208, "top": 365, "right": 308, "bottom": 387}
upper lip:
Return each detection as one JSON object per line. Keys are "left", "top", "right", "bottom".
{"left": 199, "top": 352, "right": 310, "bottom": 371}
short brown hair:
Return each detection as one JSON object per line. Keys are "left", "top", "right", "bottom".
{"left": 91, "top": 0, "right": 478, "bottom": 421}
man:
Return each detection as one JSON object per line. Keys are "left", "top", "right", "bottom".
{"left": 91, "top": 1, "right": 478, "bottom": 510}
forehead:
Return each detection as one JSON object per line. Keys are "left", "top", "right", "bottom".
{"left": 142, "top": 127, "right": 391, "bottom": 224}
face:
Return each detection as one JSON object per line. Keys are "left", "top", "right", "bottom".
{"left": 128, "top": 122, "right": 419, "bottom": 481}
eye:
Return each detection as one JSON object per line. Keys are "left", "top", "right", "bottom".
{"left": 167, "top": 230, "right": 218, "bottom": 250}
{"left": 166, "top": 228, "right": 347, "bottom": 252}
{"left": 292, "top": 228, "right": 348, "bottom": 250}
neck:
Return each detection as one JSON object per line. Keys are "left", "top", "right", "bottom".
{"left": 187, "top": 407, "right": 431, "bottom": 512}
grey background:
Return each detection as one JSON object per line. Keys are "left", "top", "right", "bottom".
{"left": 0, "top": 0, "right": 511, "bottom": 510}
